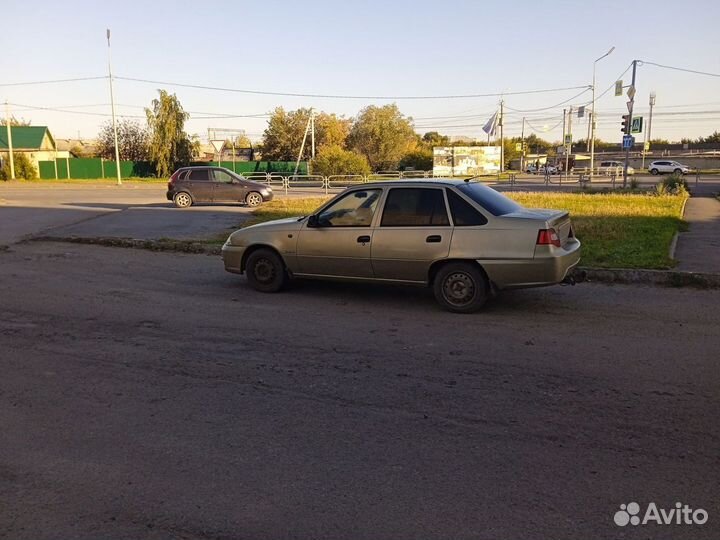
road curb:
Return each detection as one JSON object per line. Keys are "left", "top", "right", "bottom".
{"left": 29, "top": 235, "right": 222, "bottom": 256}
{"left": 573, "top": 266, "right": 720, "bottom": 289}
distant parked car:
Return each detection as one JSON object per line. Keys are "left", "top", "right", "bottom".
{"left": 599, "top": 160, "right": 634, "bottom": 176}
{"left": 166, "top": 166, "right": 273, "bottom": 208}
{"left": 648, "top": 161, "right": 690, "bottom": 175}
{"left": 221, "top": 179, "right": 581, "bottom": 313}
{"left": 526, "top": 164, "right": 559, "bottom": 175}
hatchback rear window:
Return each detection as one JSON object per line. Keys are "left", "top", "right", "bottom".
{"left": 456, "top": 183, "right": 521, "bottom": 216}
{"left": 188, "top": 169, "right": 210, "bottom": 181}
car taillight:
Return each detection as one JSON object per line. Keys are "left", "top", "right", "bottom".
{"left": 537, "top": 228, "right": 561, "bottom": 247}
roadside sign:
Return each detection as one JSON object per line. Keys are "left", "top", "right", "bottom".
{"left": 627, "top": 86, "right": 636, "bottom": 100}
{"left": 615, "top": 80, "right": 623, "bottom": 97}
{"left": 622, "top": 134, "right": 635, "bottom": 149}
{"left": 644, "top": 141, "right": 650, "bottom": 151}
{"left": 515, "top": 143, "right": 522, "bottom": 151}
{"left": 577, "top": 106, "right": 585, "bottom": 118}
{"left": 626, "top": 101, "right": 633, "bottom": 113}
{"left": 631, "top": 117, "right": 643, "bottom": 134}
{"left": 557, "top": 146, "right": 566, "bottom": 155}
{"left": 564, "top": 134, "right": 572, "bottom": 144}
{"left": 210, "top": 140, "right": 225, "bottom": 153}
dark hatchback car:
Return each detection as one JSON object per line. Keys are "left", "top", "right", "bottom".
{"left": 166, "top": 166, "right": 274, "bottom": 208}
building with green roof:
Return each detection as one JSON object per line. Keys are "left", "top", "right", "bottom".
{"left": 0, "top": 126, "right": 70, "bottom": 174}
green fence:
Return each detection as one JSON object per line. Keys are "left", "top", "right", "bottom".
{"left": 37, "top": 158, "right": 307, "bottom": 179}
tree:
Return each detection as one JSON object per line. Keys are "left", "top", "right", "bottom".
{"left": 261, "top": 108, "right": 351, "bottom": 161}
{"left": 145, "top": 90, "right": 195, "bottom": 177}
{"left": 421, "top": 131, "right": 450, "bottom": 148}
{"left": 0, "top": 116, "right": 31, "bottom": 126}
{"left": 97, "top": 119, "right": 149, "bottom": 161}
{"left": 312, "top": 145, "right": 371, "bottom": 176}
{"left": 348, "top": 104, "right": 417, "bottom": 170}
{"left": 0, "top": 152, "right": 37, "bottom": 179}
{"left": 399, "top": 148, "right": 433, "bottom": 171}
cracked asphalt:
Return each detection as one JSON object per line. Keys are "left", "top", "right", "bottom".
{"left": 0, "top": 241, "right": 718, "bottom": 539}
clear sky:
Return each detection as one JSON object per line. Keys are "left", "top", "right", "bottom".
{"left": 2, "top": 0, "right": 719, "bottom": 145}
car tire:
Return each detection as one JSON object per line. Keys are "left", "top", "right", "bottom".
{"left": 433, "top": 262, "right": 488, "bottom": 313}
{"left": 674, "top": 168, "right": 683, "bottom": 175}
{"left": 245, "top": 248, "right": 288, "bottom": 293}
{"left": 173, "top": 191, "right": 193, "bottom": 208}
{"left": 245, "top": 192, "right": 263, "bottom": 207}
{"left": 650, "top": 168, "right": 659, "bottom": 175}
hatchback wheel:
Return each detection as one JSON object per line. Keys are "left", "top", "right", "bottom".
{"left": 433, "top": 262, "right": 488, "bottom": 313}
{"left": 173, "top": 191, "right": 193, "bottom": 208}
{"left": 650, "top": 168, "right": 659, "bottom": 175}
{"left": 245, "top": 248, "right": 287, "bottom": 293}
{"left": 246, "top": 191, "right": 263, "bottom": 207}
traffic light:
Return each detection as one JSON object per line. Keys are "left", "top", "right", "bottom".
{"left": 621, "top": 115, "right": 630, "bottom": 133}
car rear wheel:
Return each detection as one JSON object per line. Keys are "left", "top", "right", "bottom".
{"left": 433, "top": 262, "right": 488, "bottom": 313}
{"left": 245, "top": 192, "right": 263, "bottom": 207}
{"left": 245, "top": 248, "right": 287, "bottom": 293}
{"left": 650, "top": 168, "right": 659, "bottom": 175}
{"left": 173, "top": 192, "right": 193, "bottom": 208}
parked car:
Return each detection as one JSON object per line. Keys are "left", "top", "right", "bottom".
{"left": 166, "top": 166, "right": 273, "bottom": 208}
{"left": 221, "top": 180, "right": 581, "bottom": 313}
{"left": 648, "top": 160, "right": 690, "bottom": 175}
{"left": 599, "top": 160, "right": 634, "bottom": 175}
{"left": 526, "top": 164, "right": 559, "bottom": 175}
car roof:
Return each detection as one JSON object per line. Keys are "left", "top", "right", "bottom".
{"left": 346, "top": 178, "right": 482, "bottom": 188}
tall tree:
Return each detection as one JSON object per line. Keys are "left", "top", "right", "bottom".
{"left": 348, "top": 104, "right": 417, "bottom": 170}
{"left": 0, "top": 116, "right": 31, "bottom": 127}
{"left": 262, "top": 108, "right": 351, "bottom": 161}
{"left": 145, "top": 90, "right": 195, "bottom": 177}
{"left": 97, "top": 119, "right": 149, "bottom": 161}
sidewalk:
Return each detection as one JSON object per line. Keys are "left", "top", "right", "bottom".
{"left": 675, "top": 194, "right": 720, "bottom": 273}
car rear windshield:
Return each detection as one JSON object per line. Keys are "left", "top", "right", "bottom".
{"left": 456, "top": 183, "right": 522, "bottom": 216}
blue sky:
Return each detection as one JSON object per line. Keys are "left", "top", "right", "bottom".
{"left": 2, "top": 0, "right": 719, "bottom": 144}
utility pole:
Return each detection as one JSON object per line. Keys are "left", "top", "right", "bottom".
{"left": 520, "top": 116, "right": 526, "bottom": 172}
{"left": 310, "top": 108, "right": 316, "bottom": 159}
{"left": 590, "top": 46, "right": 615, "bottom": 181}
{"left": 562, "top": 108, "right": 567, "bottom": 169}
{"left": 4, "top": 101, "right": 15, "bottom": 179}
{"left": 586, "top": 112, "right": 592, "bottom": 152}
{"left": 623, "top": 60, "right": 638, "bottom": 188}
{"left": 642, "top": 92, "right": 656, "bottom": 169}
{"left": 106, "top": 29, "right": 122, "bottom": 186}
{"left": 499, "top": 100, "right": 504, "bottom": 173}
{"left": 565, "top": 107, "right": 573, "bottom": 177}
{"left": 293, "top": 114, "right": 312, "bottom": 177}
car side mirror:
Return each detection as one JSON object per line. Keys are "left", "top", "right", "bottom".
{"left": 307, "top": 214, "right": 319, "bottom": 228}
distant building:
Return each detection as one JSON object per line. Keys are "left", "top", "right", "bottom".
{"left": 0, "top": 126, "right": 70, "bottom": 169}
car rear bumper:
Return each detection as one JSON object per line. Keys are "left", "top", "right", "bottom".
{"left": 482, "top": 238, "right": 582, "bottom": 289}
{"left": 166, "top": 190, "right": 174, "bottom": 201}
{"left": 221, "top": 243, "right": 246, "bottom": 274}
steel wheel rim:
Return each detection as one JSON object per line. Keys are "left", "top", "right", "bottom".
{"left": 442, "top": 272, "right": 476, "bottom": 306}
{"left": 176, "top": 193, "right": 190, "bottom": 207}
{"left": 254, "top": 258, "right": 276, "bottom": 284}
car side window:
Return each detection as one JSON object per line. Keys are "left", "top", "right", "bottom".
{"left": 446, "top": 189, "right": 487, "bottom": 226}
{"left": 317, "top": 189, "right": 381, "bottom": 227}
{"left": 188, "top": 169, "right": 210, "bottom": 181}
{"left": 381, "top": 188, "right": 450, "bottom": 227}
{"left": 213, "top": 170, "right": 234, "bottom": 183}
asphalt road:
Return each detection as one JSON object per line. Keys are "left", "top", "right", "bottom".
{"left": 1, "top": 242, "right": 718, "bottom": 539}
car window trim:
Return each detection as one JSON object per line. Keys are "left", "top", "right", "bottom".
{"left": 379, "top": 187, "right": 451, "bottom": 228}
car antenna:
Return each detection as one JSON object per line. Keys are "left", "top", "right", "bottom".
{"left": 463, "top": 175, "right": 480, "bottom": 183}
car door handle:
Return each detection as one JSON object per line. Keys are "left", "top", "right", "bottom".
{"left": 426, "top": 235, "right": 442, "bottom": 243}
{"left": 357, "top": 235, "right": 371, "bottom": 243}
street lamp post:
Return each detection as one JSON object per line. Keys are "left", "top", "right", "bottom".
{"left": 589, "top": 46, "right": 615, "bottom": 181}
{"left": 107, "top": 29, "right": 122, "bottom": 186}
{"left": 642, "top": 92, "right": 656, "bottom": 169}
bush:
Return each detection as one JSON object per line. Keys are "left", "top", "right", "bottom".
{"left": 398, "top": 148, "right": 433, "bottom": 171}
{"left": 656, "top": 173, "right": 689, "bottom": 196}
{"left": 0, "top": 152, "right": 38, "bottom": 180}
{"left": 311, "top": 145, "right": 371, "bottom": 176}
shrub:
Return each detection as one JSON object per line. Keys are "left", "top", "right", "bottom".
{"left": 656, "top": 173, "right": 689, "bottom": 196}
{"left": 0, "top": 152, "right": 38, "bottom": 180}
{"left": 311, "top": 145, "right": 371, "bottom": 176}
{"left": 398, "top": 148, "right": 433, "bottom": 171}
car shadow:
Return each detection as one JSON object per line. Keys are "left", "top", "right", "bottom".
{"left": 63, "top": 202, "right": 252, "bottom": 211}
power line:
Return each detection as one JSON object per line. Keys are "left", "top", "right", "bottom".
{"left": 0, "top": 76, "right": 107, "bottom": 87}
{"left": 638, "top": 60, "right": 720, "bottom": 78}
{"left": 115, "top": 75, "right": 591, "bottom": 100}
{"left": 504, "top": 87, "right": 591, "bottom": 113}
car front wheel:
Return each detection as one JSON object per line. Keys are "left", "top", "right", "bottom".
{"left": 650, "top": 168, "right": 659, "bottom": 175}
{"left": 433, "top": 262, "right": 488, "bottom": 313}
{"left": 173, "top": 192, "right": 193, "bottom": 208}
{"left": 674, "top": 168, "right": 683, "bottom": 175}
{"left": 245, "top": 192, "right": 263, "bottom": 207}
{"left": 245, "top": 248, "right": 288, "bottom": 293}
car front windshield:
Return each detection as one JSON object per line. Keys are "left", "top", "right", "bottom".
{"left": 456, "top": 183, "right": 522, "bottom": 216}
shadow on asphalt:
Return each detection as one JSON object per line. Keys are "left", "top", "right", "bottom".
{"left": 63, "top": 202, "right": 252, "bottom": 210}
